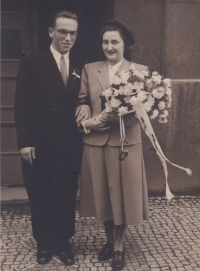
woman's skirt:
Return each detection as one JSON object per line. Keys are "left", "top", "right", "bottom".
{"left": 79, "top": 143, "right": 149, "bottom": 226}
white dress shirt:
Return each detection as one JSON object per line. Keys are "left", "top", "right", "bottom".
{"left": 50, "top": 44, "right": 69, "bottom": 76}
{"left": 108, "top": 58, "right": 124, "bottom": 83}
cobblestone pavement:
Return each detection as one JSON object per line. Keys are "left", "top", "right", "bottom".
{"left": 1, "top": 196, "right": 200, "bottom": 271}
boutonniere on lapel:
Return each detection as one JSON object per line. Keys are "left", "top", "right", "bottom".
{"left": 72, "top": 69, "right": 80, "bottom": 80}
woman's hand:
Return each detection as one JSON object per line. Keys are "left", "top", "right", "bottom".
{"left": 85, "top": 116, "right": 110, "bottom": 132}
{"left": 99, "top": 110, "right": 119, "bottom": 123}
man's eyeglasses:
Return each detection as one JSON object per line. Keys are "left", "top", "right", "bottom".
{"left": 53, "top": 29, "right": 78, "bottom": 38}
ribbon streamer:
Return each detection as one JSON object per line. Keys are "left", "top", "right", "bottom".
{"left": 119, "top": 116, "right": 128, "bottom": 161}
{"left": 119, "top": 101, "right": 192, "bottom": 200}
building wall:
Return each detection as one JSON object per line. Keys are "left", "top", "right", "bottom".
{"left": 114, "top": 0, "right": 200, "bottom": 195}
{"left": 1, "top": 0, "right": 200, "bottom": 195}
{"left": 114, "top": 0, "right": 165, "bottom": 73}
{"left": 1, "top": 0, "right": 38, "bottom": 185}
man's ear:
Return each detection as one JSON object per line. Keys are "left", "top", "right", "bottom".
{"left": 48, "top": 28, "right": 54, "bottom": 38}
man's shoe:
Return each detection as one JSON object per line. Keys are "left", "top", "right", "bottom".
{"left": 59, "top": 248, "right": 74, "bottom": 265}
{"left": 112, "top": 250, "right": 125, "bottom": 270}
{"left": 98, "top": 242, "right": 114, "bottom": 261}
{"left": 37, "top": 243, "right": 52, "bottom": 264}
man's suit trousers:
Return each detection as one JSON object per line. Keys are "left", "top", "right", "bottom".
{"left": 22, "top": 136, "right": 80, "bottom": 248}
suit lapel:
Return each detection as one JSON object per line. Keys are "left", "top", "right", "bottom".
{"left": 116, "top": 58, "right": 131, "bottom": 74}
{"left": 66, "top": 54, "right": 78, "bottom": 92}
{"left": 97, "top": 59, "right": 131, "bottom": 91}
{"left": 42, "top": 49, "right": 65, "bottom": 90}
{"left": 97, "top": 61, "right": 110, "bottom": 90}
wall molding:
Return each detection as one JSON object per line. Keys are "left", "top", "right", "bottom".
{"left": 1, "top": 152, "right": 20, "bottom": 156}
{"left": 171, "top": 79, "right": 200, "bottom": 82}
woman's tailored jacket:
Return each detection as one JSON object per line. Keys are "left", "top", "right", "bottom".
{"left": 77, "top": 59, "right": 148, "bottom": 146}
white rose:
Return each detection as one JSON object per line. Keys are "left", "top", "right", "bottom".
{"left": 130, "top": 96, "right": 138, "bottom": 106}
{"left": 119, "top": 70, "right": 130, "bottom": 84}
{"left": 166, "top": 95, "right": 172, "bottom": 108}
{"left": 158, "top": 101, "right": 166, "bottom": 110}
{"left": 146, "top": 78, "right": 153, "bottom": 86}
{"left": 123, "top": 85, "right": 133, "bottom": 95}
{"left": 159, "top": 117, "right": 168, "bottom": 123}
{"left": 133, "top": 70, "right": 145, "bottom": 80}
{"left": 111, "top": 75, "right": 122, "bottom": 85}
{"left": 145, "top": 78, "right": 153, "bottom": 91}
{"left": 157, "top": 87, "right": 165, "bottom": 93}
{"left": 137, "top": 90, "right": 147, "bottom": 101}
{"left": 150, "top": 109, "right": 159, "bottom": 119}
{"left": 141, "top": 70, "right": 149, "bottom": 76}
{"left": 105, "top": 102, "right": 113, "bottom": 113}
{"left": 139, "top": 82, "right": 144, "bottom": 89}
{"left": 132, "top": 81, "right": 144, "bottom": 92}
{"left": 147, "top": 95, "right": 155, "bottom": 106}
{"left": 110, "top": 97, "right": 121, "bottom": 108}
{"left": 143, "top": 102, "right": 152, "bottom": 112}
{"left": 102, "top": 88, "right": 113, "bottom": 98}
{"left": 127, "top": 82, "right": 135, "bottom": 91}
{"left": 152, "top": 87, "right": 165, "bottom": 99}
{"left": 160, "top": 109, "right": 169, "bottom": 118}
{"left": 124, "top": 96, "right": 132, "bottom": 103}
{"left": 113, "top": 88, "right": 121, "bottom": 97}
{"left": 130, "top": 64, "right": 136, "bottom": 72}
{"left": 152, "top": 71, "right": 159, "bottom": 76}
{"left": 165, "top": 87, "right": 172, "bottom": 96}
{"left": 152, "top": 74, "right": 162, "bottom": 84}
{"left": 119, "top": 85, "right": 125, "bottom": 95}
{"left": 118, "top": 106, "right": 129, "bottom": 116}
{"left": 163, "top": 78, "right": 171, "bottom": 87}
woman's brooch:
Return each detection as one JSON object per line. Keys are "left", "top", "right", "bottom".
{"left": 72, "top": 69, "right": 80, "bottom": 79}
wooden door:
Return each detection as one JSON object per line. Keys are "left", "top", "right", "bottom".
{"left": 1, "top": 0, "right": 38, "bottom": 185}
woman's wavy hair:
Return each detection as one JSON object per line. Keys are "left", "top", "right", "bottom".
{"left": 99, "top": 20, "right": 135, "bottom": 61}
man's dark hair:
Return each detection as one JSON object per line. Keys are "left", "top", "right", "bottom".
{"left": 99, "top": 20, "right": 134, "bottom": 61}
{"left": 50, "top": 10, "right": 78, "bottom": 28}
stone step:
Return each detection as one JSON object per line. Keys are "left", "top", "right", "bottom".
{"left": 1, "top": 185, "right": 28, "bottom": 205}
{"left": 1, "top": 106, "right": 15, "bottom": 122}
{"left": 1, "top": 122, "right": 18, "bottom": 152}
{"left": 1, "top": 59, "right": 19, "bottom": 77}
{"left": 1, "top": 154, "right": 23, "bottom": 185}
{"left": 1, "top": 77, "right": 16, "bottom": 106}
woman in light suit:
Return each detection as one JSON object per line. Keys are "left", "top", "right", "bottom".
{"left": 76, "top": 20, "right": 149, "bottom": 270}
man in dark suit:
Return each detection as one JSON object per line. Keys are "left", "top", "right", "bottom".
{"left": 14, "top": 10, "right": 90, "bottom": 265}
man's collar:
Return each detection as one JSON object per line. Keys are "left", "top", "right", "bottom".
{"left": 50, "top": 44, "right": 69, "bottom": 65}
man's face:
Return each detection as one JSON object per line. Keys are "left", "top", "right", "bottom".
{"left": 49, "top": 17, "right": 78, "bottom": 55}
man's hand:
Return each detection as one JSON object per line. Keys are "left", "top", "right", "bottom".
{"left": 85, "top": 117, "right": 110, "bottom": 132}
{"left": 100, "top": 110, "right": 119, "bottom": 123}
{"left": 75, "top": 105, "right": 92, "bottom": 126}
{"left": 20, "top": 147, "right": 36, "bottom": 165}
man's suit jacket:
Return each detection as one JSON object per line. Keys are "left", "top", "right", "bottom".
{"left": 77, "top": 59, "right": 148, "bottom": 146}
{"left": 15, "top": 48, "right": 86, "bottom": 150}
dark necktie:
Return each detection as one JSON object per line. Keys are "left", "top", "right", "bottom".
{"left": 60, "top": 55, "right": 68, "bottom": 87}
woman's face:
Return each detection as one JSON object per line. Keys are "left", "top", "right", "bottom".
{"left": 102, "top": 30, "right": 125, "bottom": 65}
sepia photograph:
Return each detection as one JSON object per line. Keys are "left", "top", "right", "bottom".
{"left": 1, "top": 0, "right": 200, "bottom": 270}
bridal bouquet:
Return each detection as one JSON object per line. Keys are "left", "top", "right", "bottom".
{"left": 100, "top": 64, "right": 172, "bottom": 123}
{"left": 98, "top": 64, "right": 192, "bottom": 200}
